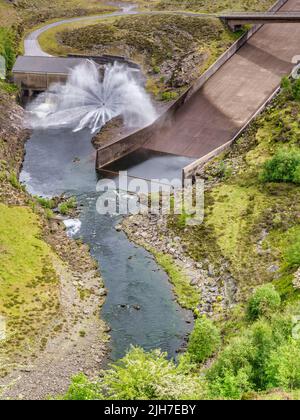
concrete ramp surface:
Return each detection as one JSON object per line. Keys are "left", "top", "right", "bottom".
{"left": 98, "top": 0, "right": 300, "bottom": 177}
{"left": 146, "top": 0, "right": 300, "bottom": 158}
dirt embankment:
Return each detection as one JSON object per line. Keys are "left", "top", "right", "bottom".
{"left": 0, "top": 89, "right": 109, "bottom": 400}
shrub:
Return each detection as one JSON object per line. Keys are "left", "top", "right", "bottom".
{"left": 207, "top": 336, "right": 255, "bottom": 399}
{"left": 266, "top": 339, "right": 300, "bottom": 390}
{"left": 293, "top": 165, "right": 300, "bottom": 184}
{"left": 62, "top": 347, "right": 206, "bottom": 400}
{"left": 101, "top": 347, "right": 205, "bottom": 400}
{"left": 281, "top": 76, "right": 300, "bottom": 101}
{"left": 0, "top": 80, "right": 19, "bottom": 94}
{"left": 187, "top": 317, "right": 221, "bottom": 363}
{"left": 0, "top": 28, "right": 16, "bottom": 73}
{"left": 285, "top": 240, "right": 300, "bottom": 268}
{"left": 58, "top": 197, "right": 77, "bottom": 215}
{"left": 207, "top": 315, "right": 291, "bottom": 398}
{"left": 9, "top": 172, "right": 21, "bottom": 189}
{"left": 161, "top": 91, "right": 179, "bottom": 101}
{"left": 260, "top": 151, "right": 300, "bottom": 184}
{"left": 152, "top": 66, "right": 160, "bottom": 74}
{"left": 62, "top": 374, "right": 103, "bottom": 400}
{"left": 281, "top": 76, "right": 291, "bottom": 92}
{"left": 45, "top": 208, "right": 54, "bottom": 220}
{"left": 250, "top": 321, "right": 277, "bottom": 389}
{"left": 35, "top": 196, "right": 55, "bottom": 209}
{"left": 247, "top": 284, "right": 281, "bottom": 321}
{"left": 209, "top": 367, "right": 253, "bottom": 400}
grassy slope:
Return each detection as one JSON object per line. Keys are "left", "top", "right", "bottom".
{"left": 155, "top": 0, "right": 275, "bottom": 12}
{"left": 57, "top": 14, "right": 238, "bottom": 63}
{"left": 0, "top": 204, "right": 61, "bottom": 374}
{"left": 116, "top": 0, "right": 275, "bottom": 12}
{"left": 0, "top": 88, "right": 59, "bottom": 375}
{"left": 13, "top": 0, "right": 116, "bottom": 27}
{"left": 169, "top": 91, "right": 300, "bottom": 305}
{"left": 0, "top": 0, "right": 19, "bottom": 27}
{"left": 38, "top": 16, "right": 118, "bottom": 56}
{"left": 45, "top": 14, "right": 240, "bottom": 99}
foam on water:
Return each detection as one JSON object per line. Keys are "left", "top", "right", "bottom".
{"left": 63, "top": 218, "right": 82, "bottom": 237}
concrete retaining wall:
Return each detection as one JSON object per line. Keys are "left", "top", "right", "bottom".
{"left": 186, "top": 0, "right": 288, "bottom": 102}
{"left": 182, "top": 0, "right": 289, "bottom": 180}
{"left": 96, "top": 89, "right": 190, "bottom": 168}
{"left": 13, "top": 72, "right": 68, "bottom": 91}
{"left": 96, "top": 0, "right": 288, "bottom": 171}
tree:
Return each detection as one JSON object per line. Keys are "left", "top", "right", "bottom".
{"left": 247, "top": 284, "right": 281, "bottom": 321}
{"left": 187, "top": 316, "right": 221, "bottom": 363}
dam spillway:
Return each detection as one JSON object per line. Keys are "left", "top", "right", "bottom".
{"left": 97, "top": 0, "right": 300, "bottom": 181}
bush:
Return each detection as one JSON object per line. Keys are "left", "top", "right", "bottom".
{"left": 187, "top": 317, "right": 221, "bottom": 363}
{"left": 161, "top": 91, "right": 179, "bottom": 101}
{"left": 62, "top": 374, "right": 103, "bottom": 400}
{"left": 35, "top": 196, "right": 55, "bottom": 209}
{"left": 45, "top": 208, "right": 54, "bottom": 220}
{"left": 250, "top": 321, "right": 278, "bottom": 389}
{"left": 293, "top": 165, "right": 300, "bottom": 184}
{"left": 210, "top": 367, "right": 253, "bottom": 400}
{"left": 207, "top": 336, "right": 255, "bottom": 399}
{"left": 207, "top": 315, "right": 291, "bottom": 398}
{"left": 58, "top": 197, "right": 77, "bottom": 215}
{"left": 266, "top": 339, "right": 300, "bottom": 390}
{"left": 63, "top": 347, "right": 206, "bottom": 400}
{"left": 260, "top": 151, "right": 300, "bottom": 184}
{"left": 0, "top": 28, "right": 16, "bottom": 73}
{"left": 247, "top": 284, "right": 281, "bottom": 321}
{"left": 285, "top": 240, "right": 300, "bottom": 268}
{"left": 281, "top": 76, "right": 300, "bottom": 101}
{"left": 9, "top": 172, "right": 21, "bottom": 189}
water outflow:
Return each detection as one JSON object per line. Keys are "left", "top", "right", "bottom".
{"left": 26, "top": 60, "right": 157, "bottom": 134}
{"left": 21, "top": 128, "right": 193, "bottom": 360}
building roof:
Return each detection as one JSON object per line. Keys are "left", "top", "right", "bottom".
{"left": 12, "top": 56, "right": 86, "bottom": 74}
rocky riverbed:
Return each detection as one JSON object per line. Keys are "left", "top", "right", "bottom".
{"left": 122, "top": 213, "right": 238, "bottom": 318}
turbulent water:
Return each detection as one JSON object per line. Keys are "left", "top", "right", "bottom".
{"left": 26, "top": 60, "right": 157, "bottom": 134}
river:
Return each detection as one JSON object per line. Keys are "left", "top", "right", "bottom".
{"left": 20, "top": 128, "right": 193, "bottom": 360}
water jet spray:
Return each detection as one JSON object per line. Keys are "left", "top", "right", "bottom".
{"left": 26, "top": 60, "right": 157, "bottom": 135}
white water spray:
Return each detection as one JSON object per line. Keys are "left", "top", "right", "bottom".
{"left": 26, "top": 60, "right": 157, "bottom": 134}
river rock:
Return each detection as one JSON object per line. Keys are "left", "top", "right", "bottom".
{"left": 208, "top": 264, "right": 215, "bottom": 277}
{"left": 267, "top": 264, "right": 280, "bottom": 273}
{"left": 190, "top": 279, "right": 198, "bottom": 286}
{"left": 293, "top": 268, "right": 300, "bottom": 290}
{"left": 98, "top": 288, "right": 107, "bottom": 297}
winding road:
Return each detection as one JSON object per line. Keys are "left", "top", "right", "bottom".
{"left": 24, "top": 4, "right": 136, "bottom": 56}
